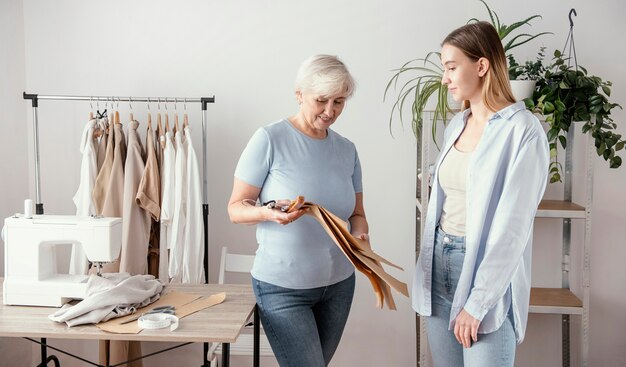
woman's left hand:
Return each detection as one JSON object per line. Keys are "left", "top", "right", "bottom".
{"left": 353, "top": 233, "right": 369, "bottom": 241}
{"left": 454, "top": 309, "right": 480, "bottom": 348}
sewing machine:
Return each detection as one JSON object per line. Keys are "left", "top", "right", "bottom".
{"left": 3, "top": 214, "right": 122, "bottom": 307}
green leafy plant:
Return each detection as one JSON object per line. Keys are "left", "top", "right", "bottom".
{"left": 383, "top": 52, "right": 451, "bottom": 144}
{"left": 525, "top": 49, "right": 624, "bottom": 182}
{"left": 508, "top": 47, "right": 547, "bottom": 81}
{"left": 471, "top": 0, "right": 552, "bottom": 80}
{"left": 385, "top": 0, "right": 551, "bottom": 143}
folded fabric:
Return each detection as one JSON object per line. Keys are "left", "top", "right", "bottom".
{"left": 303, "top": 202, "right": 408, "bottom": 310}
{"left": 49, "top": 273, "right": 164, "bottom": 327}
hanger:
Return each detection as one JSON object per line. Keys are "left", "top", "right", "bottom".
{"left": 165, "top": 98, "right": 171, "bottom": 133}
{"left": 183, "top": 97, "right": 189, "bottom": 128}
{"left": 157, "top": 97, "right": 164, "bottom": 134}
{"left": 89, "top": 96, "right": 95, "bottom": 120}
{"left": 96, "top": 97, "right": 107, "bottom": 119}
{"left": 174, "top": 98, "right": 180, "bottom": 133}
{"left": 114, "top": 97, "right": 121, "bottom": 125}
{"left": 129, "top": 97, "right": 134, "bottom": 121}
{"left": 147, "top": 98, "right": 154, "bottom": 131}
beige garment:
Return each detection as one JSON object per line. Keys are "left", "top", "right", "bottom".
{"left": 120, "top": 120, "right": 151, "bottom": 276}
{"left": 438, "top": 146, "right": 471, "bottom": 236}
{"left": 135, "top": 123, "right": 161, "bottom": 278}
{"left": 93, "top": 121, "right": 115, "bottom": 215}
{"left": 302, "top": 202, "right": 408, "bottom": 310}
{"left": 136, "top": 123, "right": 161, "bottom": 221}
{"left": 96, "top": 117, "right": 108, "bottom": 172}
{"left": 92, "top": 121, "right": 141, "bottom": 367}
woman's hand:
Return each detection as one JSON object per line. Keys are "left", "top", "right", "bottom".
{"left": 267, "top": 199, "right": 308, "bottom": 225}
{"left": 353, "top": 233, "right": 369, "bottom": 241}
{"left": 454, "top": 309, "right": 480, "bottom": 348}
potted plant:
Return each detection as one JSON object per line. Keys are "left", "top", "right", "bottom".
{"left": 383, "top": 51, "right": 450, "bottom": 144}
{"left": 470, "top": 0, "right": 552, "bottom": 101}
{"left": 385, "top": 0, "right": 550, "bottom": 141}
{"left": 508, "top": 47, "right": 547, "bottom": 102}
{"left": 526, "top": 49, "right": 624, "bottom": 182}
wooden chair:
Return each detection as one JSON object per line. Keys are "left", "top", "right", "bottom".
{"left": 208, "top": 246, "right": 274, "bottom": 366}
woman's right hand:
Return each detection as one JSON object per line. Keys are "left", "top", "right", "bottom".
{"left": 266, "top": 199, "right": 308, "bottom": 225}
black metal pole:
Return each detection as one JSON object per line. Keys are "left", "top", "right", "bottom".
{"left": 254, "top": 306, "right": 260, "bottom": 367}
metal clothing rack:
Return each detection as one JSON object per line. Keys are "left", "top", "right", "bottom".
{"left": 21, "top": 92, "right": 227, "bottom": 367}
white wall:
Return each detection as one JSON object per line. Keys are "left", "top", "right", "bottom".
{"left": 0, "top": 0, "right": 32, "bottom": 364}
{"left": 1, "top": 0, "right": 624, "bottom": 366}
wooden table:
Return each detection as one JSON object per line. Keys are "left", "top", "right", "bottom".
{"left": 0, "top": 280, "right": 259, "bottom": 367}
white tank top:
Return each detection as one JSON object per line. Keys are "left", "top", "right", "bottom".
{"left": 438, "top": 145, "right": 471, "bottom": 236}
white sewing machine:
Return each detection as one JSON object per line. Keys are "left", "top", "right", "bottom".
{"left": 3, "top": 214, "right": 122, "bottom": 307}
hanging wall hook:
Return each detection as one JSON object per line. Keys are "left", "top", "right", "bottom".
{"left": 569, "top": 8, "right": 577, "bottom": 27}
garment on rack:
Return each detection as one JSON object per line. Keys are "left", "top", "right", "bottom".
{"left": 158, "top": 131, "right": 175, "bottom": 283}
{"left": 93, "top": 119, "right": 116, "bottom": 215}
{"left": 93, "top": 121, "right": 126, "bottom": 274}
{"left": 136, "top": 123, "right": 161, "bottom": 221}
{"left": 181, "top": 126, "right": 204, "bottom": 284}
{"left": 96, "top": 118, "right": 109, "bottom": 173}
{"left": 70, "top": 118, "right": 98, "bottom": 275}
{"left": 120, "top": 120, "right": 150, "bottom": 276}
{"left": 168, "top": 130, "right": 187, "bottom": 283}
{"left": 48, "top": 273, "right": 163, "bottom": 327}
{"left": 136, "top": 124, "right": 161, "bottom": 278}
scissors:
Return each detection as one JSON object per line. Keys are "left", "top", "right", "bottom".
{"left": 145, "top": 305, "right": 175, "bottom": 315}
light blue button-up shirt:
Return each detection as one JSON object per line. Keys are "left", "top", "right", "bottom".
{"left": 412, "top": 102, "right": 549, "bottom": 343}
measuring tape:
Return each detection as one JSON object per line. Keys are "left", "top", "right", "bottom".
{"left": 138, "top": 313, "right": 179, "bottom": 331}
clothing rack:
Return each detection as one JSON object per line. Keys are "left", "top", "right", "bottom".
{"left": 23, "top": 92, "right": 219, "bottom": 367}
{"left": 23, "top": 92, "right": 214, "bottom": 284}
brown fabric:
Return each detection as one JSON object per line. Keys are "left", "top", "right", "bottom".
{"left": 303, "top": 202, "right": 408, "bottom": 310}
{"left": 135, "top": 124, "right": 162, "bottom": 278}
{"left": 96, "top": 118, "right": 108, "bottom": 173}
{"left": 136, "top": 124, "right": 161, "bottom": 221}
{"left": 120, "top": 120, "right": 150, "bottom": 276}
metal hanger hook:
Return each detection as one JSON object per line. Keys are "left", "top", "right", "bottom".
{"left": 164, "top": 97, "right": 168, "bottom": 111}
{"left": 569, "top": 8, "right": 577, "bottom": 27}
{"left": 129, "top": 97, "right": 133, "bottom": 110}
{"left": 184, "top": 98, "right": 187, "bottom": 111}
{"left": 174, "top": 97, "right": 178, "bottom": 111}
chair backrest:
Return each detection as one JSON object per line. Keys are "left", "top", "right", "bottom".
{"left": 218, "top": 246, "right": 256, "bottom": 284}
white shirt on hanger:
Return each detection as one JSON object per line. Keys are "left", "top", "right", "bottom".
{"left": 168, "top": 129, "right": 187, "bottom": 283}
{"left": 159, "top": 131, "right": 176, "bottom": 283}
{"left": 70, "top": 118, "right": 98, "bottom": 275}
{"left": 182, "top": 126, "right": 204, "bottom": 284}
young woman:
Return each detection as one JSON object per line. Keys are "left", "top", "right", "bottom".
{"left": 412, "top": 21, "right": 549, "bottom": 366}
{"left": 228, "top": 54, "right": 368, "bottom": 366}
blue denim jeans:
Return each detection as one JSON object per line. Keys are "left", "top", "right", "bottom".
{"left": 426, "top": 226, "right": 516, "bottom": 367}
{"left": 252, "top": 273, "right": 355, "bottom": 367}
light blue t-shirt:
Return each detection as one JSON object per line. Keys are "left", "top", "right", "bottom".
{"left": 235, "top": 119, "right": 362, "bottom": 289}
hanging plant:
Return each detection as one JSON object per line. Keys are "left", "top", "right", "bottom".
{"left": 525, "top": 49, "right": 624, "bottom": 182}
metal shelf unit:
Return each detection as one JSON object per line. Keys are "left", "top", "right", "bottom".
{"left": 415, "top": 112, "right": 592, "bottom": 367}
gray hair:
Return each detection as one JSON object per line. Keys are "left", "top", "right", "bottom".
{"left": 294, "top": 55, "right": 355, "bottom": 98}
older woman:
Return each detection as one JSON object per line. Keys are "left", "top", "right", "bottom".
{"left": 228, "top": 54, "right": 368, "bottom": 366}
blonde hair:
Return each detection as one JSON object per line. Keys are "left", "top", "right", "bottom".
{"left": 295, "top": 55, "right": 356, "bottom": 98}
{"left": 442, "top": 21, "right": 515, "bottom": 111}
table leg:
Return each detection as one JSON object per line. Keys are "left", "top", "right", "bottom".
{"left": 39, "top": 338, "right": 47, "bottom": 367}
{"left": 254, "top": 306, "right": 260, "bottom": 367}
{"left": 221, "top": 343, "right": 230, "bottom": 367}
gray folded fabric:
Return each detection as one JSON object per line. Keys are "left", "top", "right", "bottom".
{"left": 49, "top": 273, "right": 164, "bottom": 327}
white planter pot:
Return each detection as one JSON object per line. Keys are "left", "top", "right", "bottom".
{"left": 510, "top": 80, "right": 537, "bottom": 102}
